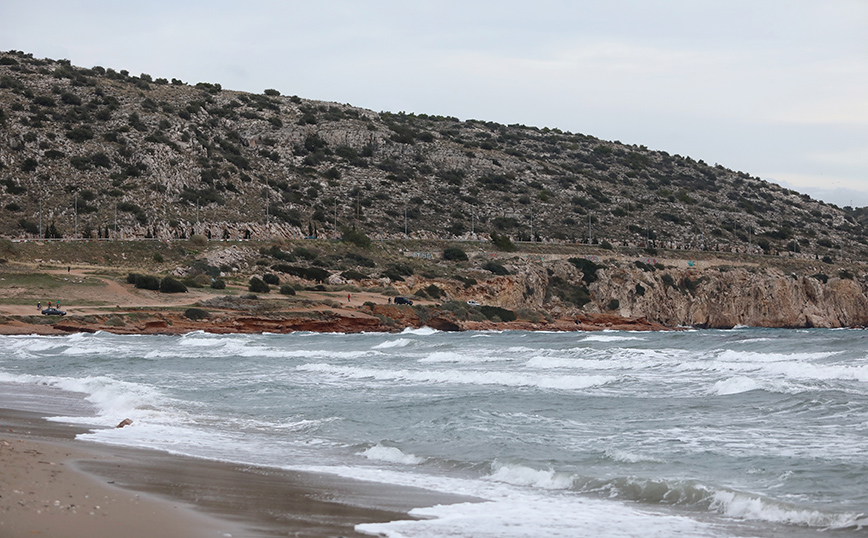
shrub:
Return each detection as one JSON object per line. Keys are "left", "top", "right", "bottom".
{"left": 341, "top": 270, "right": 367, "bottom": 281}
{"left": 153, "top": 252, "right": 164, "bottom": 263}
{"left": 21, "top": 158, "right": 38, "bottom": 172}
{"left": 190, "top": 234, "right": 207, "bottom": 246}
{"left": 482, "top": 261, "right": 510, "bottom": 275}
{"left": 480, "top": 305, "right": 517, "bottom": 322}
{"left": 607, "top": 299, "right": 620, "bottom": 311}
{"left": 279, "top": 284, "right": 296, "bottom": 295}
{"left": 184, "top": 308, "right": 210, "bottom": 320}
{"left": 490, "top": 232, "right": 516, "bottom": 252}
{"left": 262, "top": 273, "right": 280, "bottom": 285}
{"left": 443, "top": 247, "right": 468, "bottom": 261}
{"left": 342, "top": 228, "right": 372, "bottom": 248}
{"left": 210, "top": 279, "right": 226, "bottom": 289}
{"left": 423, "top": 284, "right": 443, "bottom": 299}
{"left": 546, "top": 276, "right": 591, "bottom": 308}
{"left": 272, "top": 264, "right": 329, "bottom": 282}
{"left": 133, "top": 274, "right": 160, "bottom": 290}
{"left": 66, "top": 126, "right": 94, "bottom": 142}
{"left": 160, "top": 276, "right": 188, "bottom": 293}
{"left": 249, "top": 276, "right": 270, "bottom": 293}
{"left": 568, "top": 258, "right": 602, "bottom": 284}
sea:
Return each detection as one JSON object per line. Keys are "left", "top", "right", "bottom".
{"left": 1, "top": 327, "right": 866, "bottom": 537}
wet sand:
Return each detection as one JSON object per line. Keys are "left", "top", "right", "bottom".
{"left": 0, "top": 408, "right": 478, "bottom": 537}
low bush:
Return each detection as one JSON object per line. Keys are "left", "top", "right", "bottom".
{"left": 443, "top": 247, "right": 468, "bottom": 261}
{"left": 210, "top": 279, "right": 226, "bottom": 289}
{"left": 482, "top": 261, "right": 510, "bottom": 275}
{"left": 480, "top": 305, "right": 517, "bottom": 322}
{"left": 341, "top": 228, "right": 371, "bottom": 248}
{"left": 567, "top": 258, "right": 602, "bottom": 284}
{"left": 423, "top": 284, "right": 443, "bottom": 299}
{"left": 129, "top": 273, "right": 160, "bottom": 290}
{"left": 160, "top": 276, "right": 188, "bottom": 293}
{"left": 249, "top": 276, "right": 270, "bottom": 293}
{"left": 341, "top": 270, "right": 367, "bottom": 281}
{"left": 272, "top": 264, "right": 329, "bottom": 282}
{"left": 184, "top": 308, "right": 210, "bottom": 320}
{"left": 263, "top": 273, "right": 280, "bottom": 285}
{"left": 279, "top": 284, "right": 296, "bottom": 295}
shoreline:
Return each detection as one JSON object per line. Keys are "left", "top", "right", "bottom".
{"left": 0, "top": 408, "right": 479, "bottom": 537}
{"left": 0, "top": 309, "right": 673, "bottom": 337}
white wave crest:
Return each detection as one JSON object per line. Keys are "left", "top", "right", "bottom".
{"left": 582, "top": 334, "right": 645, "bottom": 342}
{"left": 359, "top": 444, "right": 426, "bottom": 465}
{"left": 372, "top": 338, "right": 413, "bottom": 349}
{"left": 418, "top": 351, "right": 516, "bottom": 364}
{"left": 604, "top": 449, "right": 663, "bottom": 464}
{"left": 710, "top": 490, "right": 863, "bottom": 528}
{"left": 401, "top": 327, "right": 439, "bottom": 336}
{"left": 486, "top": 461, "right": 574, "bottom": 490}
{"left": 710, "top": 376, "right": 761, "bottom": 395}
{"left": 296, "top": 363, "right": 614, "bottom": 391}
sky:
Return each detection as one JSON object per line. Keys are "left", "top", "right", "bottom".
{"left": 2, "top": 0, "right": 867, "bottom": 206}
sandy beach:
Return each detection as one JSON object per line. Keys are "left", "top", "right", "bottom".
{"left": 0, "top": 408, "right": 477, "bottom": 537}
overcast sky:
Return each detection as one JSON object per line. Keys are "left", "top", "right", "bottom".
{"left": 3, "top": 1, "right": 867, "bottom": 206}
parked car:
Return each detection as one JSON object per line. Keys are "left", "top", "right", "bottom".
{"left": 41, "top": 308, "right": 66, "bottom": 316}
{"left": 394, "top": 297, "right": 413, "bottom": 305}
{"left": 466, "top": 300, "right": 481, "bottom": 306}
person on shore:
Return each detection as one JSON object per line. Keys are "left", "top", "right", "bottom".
{"left": 37, "top": 301, "right": 41, "bottom": 310}
{"left": 47, "top": 301, "right": 51, "bottom": 308}
{"left": 347, "top": 293, "right": 351, "bottom": 303}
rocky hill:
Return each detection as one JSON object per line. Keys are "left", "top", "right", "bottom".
{"left": 0, "top": 49, "right": 865, "bottom": 263}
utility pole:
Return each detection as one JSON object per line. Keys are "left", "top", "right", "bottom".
{"left": 196, "top": 198, "right": 200, "bottom": 236}
{"left": 114, "top": 206, "right": 117, "bottom": 240}
{"left": 333, "top": 198, "right": 338, "bottom": 240}
{"left": 404, "top": 206, "right": 408, "bottom": 238}
{"left": 588, "top": 212, "right": 592, "bottom": 244}
{"left": 471, "top": 204, "right": 475, "bottom": 236}
{"left": 74, "top": 195, "right": 78, "bottom": 239}
{"left": 39, "top": 201, "right": 42, "bottom": 238}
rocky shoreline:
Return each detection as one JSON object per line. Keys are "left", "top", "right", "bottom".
{"left": 0, "top": 308, "right": 671, "bottom": 336}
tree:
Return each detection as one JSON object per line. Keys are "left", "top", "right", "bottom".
{"left": 45, "top": 222, "right": 62, "bottom": 239}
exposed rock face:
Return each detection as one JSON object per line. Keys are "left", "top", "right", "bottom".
{"left": 590, "top": 265, "right": 868, "bottom": 329}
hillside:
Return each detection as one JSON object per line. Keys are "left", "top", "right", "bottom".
{"left": 0, "top": 50, "right": 864, "bottom": 263}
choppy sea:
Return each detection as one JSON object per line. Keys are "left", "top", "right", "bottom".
{"left": 1, "top": 328, "right": 867, "bottom": 537}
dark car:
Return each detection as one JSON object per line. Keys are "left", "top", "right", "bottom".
{"left": 394, "top": 297, "right": 413, "bottom": 305}
{"left": 41, "top": 308, "right": 66, "bottom": 316}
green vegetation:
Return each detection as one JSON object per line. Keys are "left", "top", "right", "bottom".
{"left": 184, "top": 307, "right": 210, "bottom": 320}
{"left": 248, "top": 276, "right": 270, "bottom": 293}
{"left": 443, "top": 247, "right": 468, "bottom": 261}
{"left": 159, "top": 276, "right": 188, "bottom": 293}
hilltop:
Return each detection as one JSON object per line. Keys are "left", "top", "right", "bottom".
{"left": 0, "top": 49, "right": 865, "bottom": 262}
